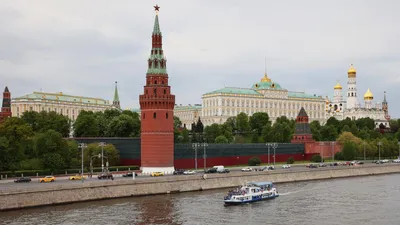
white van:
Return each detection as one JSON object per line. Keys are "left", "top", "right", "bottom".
{"left": 213, "top": 165, "right": 225, "bottom": 173}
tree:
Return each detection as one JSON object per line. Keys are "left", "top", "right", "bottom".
{"left": 326, "top": 117, "right": 340, "bottom": 129}
{"left": 73, "top": 111, "right": 99, "bottom": 137}
{"left": 342, "top": 141, "right": 357, "bottom": 160}
{"left": 310, "top": 121, "right": 322, "bottom": 141}
{"left": 220, "top": 123, "right": 233, "bottom": 143}
{"left": 224, "top": 117, "right": 237, "bottom": 133}
{"left": 248, "top": 156, "right": 261, "bottom": 166}
{"left": 320, "top": 125, "right": 338, "bottom": 141}
{"left": 215, "top": 135, "right": 229, "bottom": 143}
{"left": 236, "top": 112, "right": 250, "bottom": 134}
{"left": 21, "top": 111, "right": 70, "bottom": 137}
{"left": 84, "top": 143, "right": 120, "bottom": 168}
{"left": 107, "top": 114, "right": 137, "bottom": 137}
{"left": 182, "top": 128, "right": 190, "bottom": 143}
{"left": 174, "top": 116, "right": 182, "bottom": 129}
{"left": 43, "top": 152, "right": 65, "bottom": 172}
{"left": 337, "top": 132, "right": 362, "bottom": 146}
{"left": 389, "top": 119, "right": 399, "bottom": 133}
{"left": 249, "top": 112, "right": 270, "bottom": 134}
{"left": 204, "top": 124, "right": 221, "bottom": 143}
{"left": 341, "top": 125, "right": 351, "bottom": 132}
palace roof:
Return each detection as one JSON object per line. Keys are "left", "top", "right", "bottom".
{"left": 13, "top": 92, "right": 110, "bottom": 105}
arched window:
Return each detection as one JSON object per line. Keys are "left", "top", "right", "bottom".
{"left": 162, "top": 80, "right": 164, "bottom": 84}
{"left": 153, "top": 112, "right": 157, "bottom": 119}
{"left": 143, "top": 113, "right": 145, "bottom": 119}
{"left": 166, "top": 112, "right": 168, "bottom": 119}
{"left": 164, "top": 89, "right": 166, "bottom": 94}
{"left": 145, "top": 90, "right": 148, "bottom": 94}
{"left": 155, "top": 80, "right": 157, "bottom": 85}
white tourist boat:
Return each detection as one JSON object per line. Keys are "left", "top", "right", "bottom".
{"left": 223, "top": 181, "right": 279, "bottom": 205}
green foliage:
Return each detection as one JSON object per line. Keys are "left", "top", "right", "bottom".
{"left": 174, "top": 116, "right": 182, "bottom": 129}
{"left": 19, "top": 158, "right": 43, "bottom": 170}
{"left": 342, "top": 141, "right": 357, "bottom": 161}
{"left": 248, "top": 156, "right": 261, "bottom": 166}
{"left": 311, "top": 154, "right": 322, "bottom": 162}
{"left": 84, "top": 143, "right": 120, "bottom": 168}
{"left": 249, "top": 112, "right": 270, "bottom": 135}
{"left": 334, "top": 152, "right": 344, "bottom": 160}
{"left": 21, "top": 111, "right": 71, "bottom": 137}
{"left": 215, "top": 135, "right": 229, "bottom": 143}
{"left": 236, "top": 113, "right": 250, "bottom": 133}
{"left": 286, "top": 157, "right": 295, "bottom": 164}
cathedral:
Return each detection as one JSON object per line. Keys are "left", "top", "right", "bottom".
{"left": 325, "top": 64, "right": 390, "bottom": 126}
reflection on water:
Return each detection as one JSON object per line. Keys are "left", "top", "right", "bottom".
{"left": 1, "top": 174, "right": 400, "bottom": 225}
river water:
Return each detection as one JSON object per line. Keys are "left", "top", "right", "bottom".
{"left": 1, "top": 174, "right": 400, "bottom": 225}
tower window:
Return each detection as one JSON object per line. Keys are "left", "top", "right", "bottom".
{"left": 164, "top": 89, "right": 166, "bottom": 94}
{"left": 153, "top": 112, "right": 156, "bottom": 119}
{"left": 155, "top": 80, "right": 157, "bottom": 85}
{"left": 143, "top": 113, "right": 145, "bottom": 119}
{"left": 146, "top": 90, "right": 148, "bottom": 94}
{"left": 166, "top": 112, "right": 168, "bottom": 119}
{"left": 162, "top": 81, "right": 164, "bottom": 84}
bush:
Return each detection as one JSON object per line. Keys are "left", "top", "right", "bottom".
{"left": 248, "top": 156, "right": 261, "bottom": 166}
{"left": 342, "top": 141, "right": 357, "bottom": 161}
{"left": 311, "top": 154, "right": 322, "bottom": 163}
{"left": 19, "top": 158, "right": 44, "bottom": 170}
{"left": 334, "top": 152, "right": 344, "bottom": 160}
{"left": 286, "top": 157, "right": 295, "bottom": 164}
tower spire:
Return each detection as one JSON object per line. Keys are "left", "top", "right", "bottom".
{"left": 113, "top": 81, "right": 120, "bottom": 109}
{"left": 153, "top": 5, "right": 161, "bottom": 35}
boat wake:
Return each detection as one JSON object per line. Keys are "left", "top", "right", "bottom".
{"left": 279, "top": 187, "right": 326, "bottom": 196}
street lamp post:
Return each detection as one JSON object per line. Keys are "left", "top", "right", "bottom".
{"left": 266, "top": 143, "right": 270, "bottom": 165}
{"left": 398, "top": 142, "right": 400, "bottom": 159}
{"left": 90, "top": 154, "right": 101, "bottom": 176}
{"left": 377, "top": 142, "right": 382, "bottom": 161}
{"left": 272, "top": 143, "right": 278, "bottom": 166}
{"left": 192, "top": 143, "right": 199, "bottom": 170}
{"left": 319, "top": 142, "right": 324, "bottom": 162}
{"left": 330, "top": 142, "right": 335, "bottom": 161}
{"left": 363, "top": 142, "right": 366, "bottom": 161}
{"left": 99, "top": 142, "right": 106, "bottom": 173}
{"left": 78, "top": 143, "right": 87, "bottom": 183}
{"left": 202, "top": 143, "right": 208, "bottom": 170}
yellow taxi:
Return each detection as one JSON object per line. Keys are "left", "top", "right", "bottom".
{"left": 69, "top": 174, "right": 85, "bottom": 180}
{"left": 39, "top": 176, "right": 55, "bottom": 183}
{"left": 150, "top": 172, "right": 164, "bottom": 177}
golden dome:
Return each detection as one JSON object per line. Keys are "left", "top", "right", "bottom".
{"left": 334, "top": 82, "right": 342, "bottom": 90}
{"left": 348, "top": 64, "right": 356, "bottom": 78}
{"left": 260, "top": 73, "right": 271, "bottom": 83}
{"left": 364, "top": 88, "right": 373, "bottom": 100}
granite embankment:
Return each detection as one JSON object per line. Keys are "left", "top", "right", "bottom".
{"left": 1, "top": 164, "right": 399, "bottom": 211}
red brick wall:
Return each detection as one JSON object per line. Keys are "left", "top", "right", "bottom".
{"left": 305, "top": 142, "right": 342, "bottom": 159}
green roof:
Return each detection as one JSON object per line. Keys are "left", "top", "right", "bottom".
{"left": 113, "top": 82, "right": 119, "bottom": 102}
{"left": 13, "top": 92, "right": 110, "bottom": 105}
{"left": 153, "top": 14, "right": 161, "bottom": 35}
{"left": 204, "top": 87, "right": 262, "bottom": 96}
{"left": 288, "top": 92, "right": 322, "bottom": 99}
{"left": 252, "top": 81, "right": 283, "bottom": 90}
{"left": 175, "top": 104, "right": 202, "bottom": 110}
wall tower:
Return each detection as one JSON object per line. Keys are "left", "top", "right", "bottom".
{"left": 382, "top": 91, "right": 390, "bottom": 120}
{"left": 346, "top": 64, "right": 358, "bottom": 109}
{"left": 0, "top": 86, "right": 12, "bottom": 123}
{"left": 139, "top": 5, "right": 175, "bottom": 173}
{"left": 112, "top": 81, "right": 121, "bottom": 109}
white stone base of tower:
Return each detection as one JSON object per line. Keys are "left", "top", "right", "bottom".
{"left": 140, "top": 166, "right": 175, "bottom": 175}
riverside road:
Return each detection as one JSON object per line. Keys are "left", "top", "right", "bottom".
{"left": 0, "top": 162, "right": 395, "bottom": 192}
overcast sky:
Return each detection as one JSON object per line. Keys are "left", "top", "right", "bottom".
{"left": 1, "top": 0, "right": 399, "bottom": 118}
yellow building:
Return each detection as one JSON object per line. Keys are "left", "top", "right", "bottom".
{"left": 174, "top": 104, "right": 202, "bottom": 129}
{"left": 11, "top": 91, "right": 114, "bottom": 121}
{"left": 201, "top": 73, "right": 326, "bottom": 126}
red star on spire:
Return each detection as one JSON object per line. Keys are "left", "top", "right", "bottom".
{"left": 154, "top": 4, "right": 160, "bottom": 12}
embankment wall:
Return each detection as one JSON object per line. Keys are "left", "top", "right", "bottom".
{"left": 1, "top": 165, "right": 399, "bottom": 211}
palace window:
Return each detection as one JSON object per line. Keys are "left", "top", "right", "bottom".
{"left": 153, "top": 112, "right": 157, "bottom": 119}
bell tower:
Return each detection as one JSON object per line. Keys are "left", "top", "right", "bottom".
{"left": 139, "top": 5, "right": 176, "bottom": 173}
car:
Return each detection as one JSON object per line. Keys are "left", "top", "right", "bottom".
{"left": 241, "top": 167, "right": 253, "bottom": 172}
{"left": 98, "top": 173, "right": 114, "bottom": 180}
{"left": 382, "top": 159, "right": 389, "bottom": 163}
{"left": 330, "top": 162, "right": 338, "bottom": 166}
{"left": 375, "top": 160, "right": 383, "bottom": 164}
{"left": 40, "top": 176, "right": 55, "bottom": 183}
{"left": 69, "top": 175, "right": 84, "bottom": 180}
{"left": 183, "top": 170, "right": 196, "bottom": 175}
{"left": 150, "top": 172, "right": 164, "bottom": 177}
{"left": 205, "top": 168, "right": 218, "bottom": 174}
{"left": 393, "top": 159, "right": 400, "bottom": 163}
{"left": 122, "top": 172, "right": 137, "bottom": 177}
{"left": 218, "top": 168, "right": 230, "bottom": 173}
{"left": 319, "top": 163, "right": 327, "bottom": 167}
{"left": 308, "top": 164, "right": 318, "bottom": 168}
{"left": 173, "top": 169, "right": 185, "bottom": 175}
{"left": 14, "top": 177, "right": 31, "bottom": 183}
{"left": 282, "top": 165, "right": 291, "bottom": 169}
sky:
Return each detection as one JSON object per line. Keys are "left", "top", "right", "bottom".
{"left": 1, "top": 0, "right": 399, "bottom": 118}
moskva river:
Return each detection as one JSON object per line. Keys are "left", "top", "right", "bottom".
{"left": 1, "top": 174, "right": 400, "bottom": 225}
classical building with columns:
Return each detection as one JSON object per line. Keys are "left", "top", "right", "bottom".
{"left": 201, "top": 73, "right": 326, "bottom": 126}
{"left": 173, "top": 104, "right": 202, "bottom": 129}
{"left": 11, "top": 82, "right": 121, "bottom": 122}
{"left": 325, "top": 64, "right": 389, "bottom": 127}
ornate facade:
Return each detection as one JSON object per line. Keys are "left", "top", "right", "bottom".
{"left": 173, "top": 104, "right": 202, "bottom": 130}
{"left": 326, "top": 65, "right": 389, "bottom": 124}
{"left": 139, "top": 6, "right": 175, "bottom": 174}
{"left": 201, "top": 73, "right": 326, "bottom": 126}
{"left": 0, "top": 86, "right": 12, "bottom": 123}
{"left": 11, "top": 91, "right": 113, "bottom": 121}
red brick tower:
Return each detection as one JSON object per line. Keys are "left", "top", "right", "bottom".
{"left": 291, "top": 107, "right": 315, "bottom": 143}
{"left": 0, "top": 86, "right": 12, "bottom": 123}
{"left": 139, "top": 5, "right": 175, "bottom": 174}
